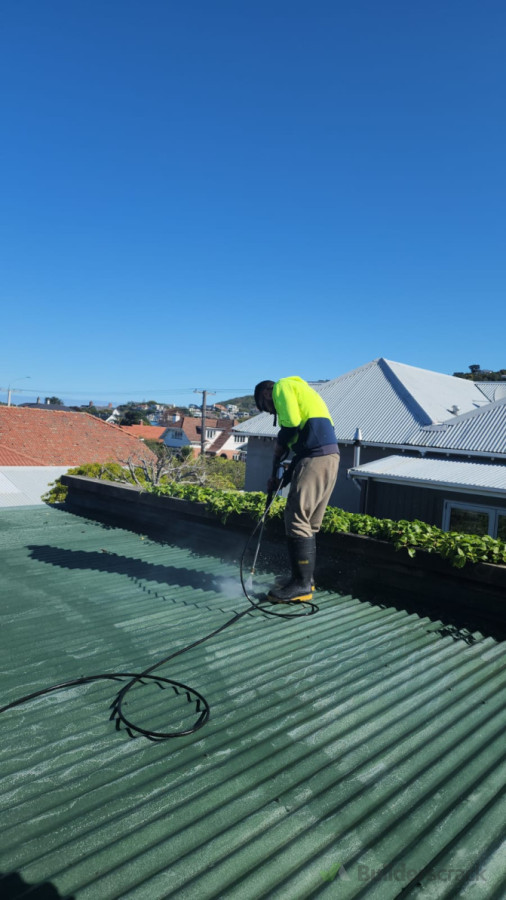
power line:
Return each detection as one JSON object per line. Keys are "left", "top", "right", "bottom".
{"left": 1, "top": 386, "right": 253, "bottom": 397}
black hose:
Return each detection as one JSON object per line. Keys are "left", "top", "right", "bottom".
{"left": 0, "top": 490, "right": 319, "bottom": 741}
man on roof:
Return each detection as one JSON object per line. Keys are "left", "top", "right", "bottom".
{"left": 254, "top": 376, "right": 339, "bottom": 603}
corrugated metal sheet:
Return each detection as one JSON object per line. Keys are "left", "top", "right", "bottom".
{"left": 408, "top": 399, "right": 506, "bottom": 457}
{"left": 0, "top": 466, "right": 69, "bottom": 507}
{"left": 349, "top": 454, "right": 506, "bottom": 494}
{"left": 236, "top": 359, "right": 490, "bottom": 446}
{"left": 1, "top": 507, "right": 506, "bottom": 899}
{"left": 476, "top": 383, "right": 506, "bottom": 403}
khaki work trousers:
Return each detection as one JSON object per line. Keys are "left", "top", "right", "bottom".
{"left": 284, "top": 453, "right": 340, "bottom": 538}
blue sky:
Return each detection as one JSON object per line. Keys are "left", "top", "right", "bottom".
{"left": 1, "top": 1, "right": 505, "bottom": 408}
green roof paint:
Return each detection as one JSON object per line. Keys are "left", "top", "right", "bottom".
{"left": 1, "top": 507, "right": 505, "bottom": 898}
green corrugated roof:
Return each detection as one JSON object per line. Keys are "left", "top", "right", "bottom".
{"left": 1, "top": 506, "right": 506, "bottom": 899}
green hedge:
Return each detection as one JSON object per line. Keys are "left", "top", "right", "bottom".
{"left": 44, "top": 471, "right": 506, "bottom": 569}
{"left": 150, "top": 482, "right": 506, "bottom": 569}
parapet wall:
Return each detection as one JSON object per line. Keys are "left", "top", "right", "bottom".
{"left": 61, "top": 475, "right": 506, "bottom": 637}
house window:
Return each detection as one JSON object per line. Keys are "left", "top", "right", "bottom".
{"left": 443, "top": 501, "right": 506, "bottom": 539}
{"left": 234, "top": 435, "right": 246, "bottom": 443}
{"left": 206, "top": 429, "right": 217, "bottom": 439}
{"left": 448, "top": 506, "right": 489, "bottom": 536}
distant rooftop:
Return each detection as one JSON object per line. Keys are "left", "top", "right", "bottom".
{"left": 0, "top": 407, "right": 157, "bottom": 466}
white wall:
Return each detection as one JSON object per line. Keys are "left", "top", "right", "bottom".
{"left": 0, "top": 467, "right": 70, "bottom": 507}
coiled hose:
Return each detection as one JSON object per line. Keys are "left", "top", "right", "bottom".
{"left": 0, "top": 488, "right": 318, "bottom": 741}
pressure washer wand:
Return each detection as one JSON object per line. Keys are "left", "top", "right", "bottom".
{"left": 249, "top": 458, "right": 288, "bottom": 576}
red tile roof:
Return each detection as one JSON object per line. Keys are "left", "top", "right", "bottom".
{"left": 119, "top": 425, "right": 166, "bottom": 442}
{"left": 0, "top": 408, "right": 157, "bottom": 466}
{"left": 0, "top": 446, "right": 44, "bottom": 465}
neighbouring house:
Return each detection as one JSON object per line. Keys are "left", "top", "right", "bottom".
{"left": 348, "top": 397, "right": 506, "bottom": 538}
{"left": 162, "top": 416, "right": 242, "bottom": 459}
{"left": 348, "top": 455, "right": 506, "bottom": 539}
{"left": 105, "top": 409, "right": 121, "bottom": 423}
{"left": 234, "top": 358, "right": 506, "bottom": 535}
{"left": 0, "top": 407, "right": 157, "bottom": 507}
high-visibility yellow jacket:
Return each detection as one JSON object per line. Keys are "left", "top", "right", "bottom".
{"left": 273, "top": 376, "right": 339, "bottom": 459}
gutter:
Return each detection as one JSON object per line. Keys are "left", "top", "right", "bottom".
{"left": 348, "top": 470, "right": 506, "bottom": 501}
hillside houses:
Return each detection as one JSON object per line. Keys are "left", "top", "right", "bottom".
{"left": 235, "top": 358, "right": 506, "bottom": 537}
{"left": 120, "top": 416, "right": 246, "bottom": 460}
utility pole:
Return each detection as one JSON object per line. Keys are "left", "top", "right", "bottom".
{"left": 3, "top": 376, "right": 31, "bottom": 406}
{"left": 194, "top": 389, "right": 216, "bottom": 456}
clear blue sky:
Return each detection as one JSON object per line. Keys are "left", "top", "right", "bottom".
{"left": 1, "top": 0, "right": 505, "bottom": 407}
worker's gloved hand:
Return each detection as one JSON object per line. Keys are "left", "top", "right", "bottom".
{"left": 267, "top": 476, "right": 279, "bottom": 493}
{"left": 281, "top": 466, "right": 292, "bottom": 487}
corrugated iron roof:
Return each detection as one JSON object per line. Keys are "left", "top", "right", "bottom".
{"left": 349, "top": 455, "right": 506, "bottom": 495}
{"left": 475, "top": 382, "right": 506, "bottom": 402}
{"left": 408, "top": 398, "right": 506, "bottom": 457}
{"left": 236, "top": 359, "right": 490, "bottom": 446}
{"left": 1, "top": 506, "right": 506, "bottom": 897}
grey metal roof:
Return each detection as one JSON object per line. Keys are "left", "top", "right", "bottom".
{"left": 1, "top": 506, "right": 506, "bottom": 897}
{"left": 474, "top": 382, "right": 506, "bottom": 402}
{"left": 349, "top": 454, "right": 506, "bottom": 496}
{"left": 407, "top": 398, "right": 506, "bottom": 458}
{"left": 0, "top": 465, "right": 69, "bottom": 507}
{"left": 236, "top": 359, "right": 490, "bottom": 446}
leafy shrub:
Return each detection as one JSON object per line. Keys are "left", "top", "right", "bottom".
{"left": 149, "top": 483, "right": 506, "bottom": 568}
{"left": 44, "top": 471, "right": 506, "bottom": 568}
{"left": 42, "top": 462, "right": 141, "bottom": 504}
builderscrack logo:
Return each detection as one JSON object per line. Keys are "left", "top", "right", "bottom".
{"left": 320, "top": 860, "right": 487, "bottom": 887}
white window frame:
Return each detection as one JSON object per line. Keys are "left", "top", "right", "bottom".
{"left": 442, "top": 499, "right": 506, "bottom": 539}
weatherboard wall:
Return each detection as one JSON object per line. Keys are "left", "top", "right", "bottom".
{"left": 361, "top": 480, "right": 506, "bottom": 525}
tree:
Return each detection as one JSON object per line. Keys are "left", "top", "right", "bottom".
{"left": 45, "top": 396, "right": 63, "bottom": 405}
{"left": 453, "top": 365, "right": 506, "bottom": 382}
{"left": 86, "top": 405, "right": 110, "bottom": 420}
{"left": 119, "top": 409, "right": 150, "bottom": 426}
